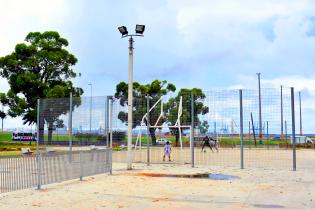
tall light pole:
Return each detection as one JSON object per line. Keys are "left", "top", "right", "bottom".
{"left": 118, "top": 24, "right": 145, "bottom": 170}
{"left": 88, "top": 83, "right": 92, "bottom": 134}
{"left": 299, "top": 91, "right": 302, "bottom": 137}
{"left": 257, "top": 73, "right": 263, "bottom": 145}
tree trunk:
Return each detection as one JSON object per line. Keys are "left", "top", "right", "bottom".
{"left": 48, "top": 123, "right": 54, "bottom": 145}
{"left": 149, "top": 128, "right": 157, "bottom": 145}
{"left": 38, "top": 115, "right": 45, "bottom": 145}
{"left": 175, "top": 131, "right": 179, "bottom": 147}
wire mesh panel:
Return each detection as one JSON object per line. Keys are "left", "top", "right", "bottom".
{"left": 194, "top": 90, "right": 240, "bottom": 168}
{"left": 241, "top": 88, "right": 293, "bottom": 169}
{"left": 39, "top": 96, "right": 109, "bottom": 148}
{"left": 111, "top": 92, "right": 197, "bottom": 164}
{"left": 81, "top": 149, "right": 112, "bottom": 177}
{"left": 36, "top": 90, "right": 315, "bottom": 171}
{"left": 39, "top": 97, "right": 71, "bottom": 146}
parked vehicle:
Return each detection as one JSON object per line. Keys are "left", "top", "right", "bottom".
{"left": 272, "top": 136, "right": 281, "bottom": 141}
{"left": 156, "top": 138, "right": 172, "bottom": 145}
{"left": 12, "top": 132, "right": 36, "bottom": 141}
{"left": 290, "top": 136, "right": 314, "bottom": 144}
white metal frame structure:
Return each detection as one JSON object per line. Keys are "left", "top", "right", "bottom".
{"left": 134, "top": 96, "right": 191, "bottom": 159}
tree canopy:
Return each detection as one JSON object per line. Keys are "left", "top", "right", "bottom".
{"left": 164, "top": 88, "right": 209, "bottom": 146}
{"left": 0, "top": 31, "right": 83, "bottom": 143}
{"left": 0, "top": 31, "right": 83, "bottom": 125}
{"left": 114, "top": 80, "right": 176, "bottom": 144}
{"left": 114, "top": 80, "right": 209, "bottom": 145}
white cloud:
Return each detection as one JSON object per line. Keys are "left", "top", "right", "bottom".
{"left": 0, "top": 78, "right": 9, "bottom": 93}
{"left": 0, "top": 0, "right": 68, "bottom": 56}
{"left": 233, "top": 75, "right": 315, "bottom": 95}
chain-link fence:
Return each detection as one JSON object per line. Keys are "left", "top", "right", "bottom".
{"left": 6, "top": 86, "right": 313, "bottom": 194}
{"left": 111, "top": 87, "right": 314, "bottom": 170}
{"left": 35, "top": 87, "right": 315, "bottom": 171}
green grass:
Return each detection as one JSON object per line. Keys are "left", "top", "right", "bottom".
{"left": 0, "top": 141, "right": 38, "bottom": 151}
{"left": 127, "top": 135, "right": 282, "bottom": 146}
{"left": 0, "top": 132, "right": 100, "bottom": 142}
{"left": 0, "top": 132, "right": 12, "bottom": 141}
{"left": 0, "top": 131, "right": 287, "bottom": 146}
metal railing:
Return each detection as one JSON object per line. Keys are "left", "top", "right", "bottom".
{"left": 0, "top": 148, "right": 112, "bottom": 194}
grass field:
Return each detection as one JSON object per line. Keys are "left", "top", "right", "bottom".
{"left": 0, "top": 131, "right": 296, "bottom": 147}
{"left": 0, "top": 132, "right": 98, "bottom": 142}
{"left": 0, "top": 133, "right": 12, "bottom": 141}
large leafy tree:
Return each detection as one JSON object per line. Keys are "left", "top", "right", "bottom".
{"left": 114, "top": 80, "right": 176, "bottom": 144}
{"left": 164, "top": 88, "right": 209, "bottom": 146}
{"left": 0, "top": 31, "right": 83, "bottom": 143}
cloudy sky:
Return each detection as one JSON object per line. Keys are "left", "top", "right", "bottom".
{"left": 1, "top": 0, "right": 315, "bottom": 132}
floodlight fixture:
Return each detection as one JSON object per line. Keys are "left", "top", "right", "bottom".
{"left": 118, "top": 26, "right": 128, "bottom": 36}
{"left": 135, "top": 24, "right": 145, "bottom": 34}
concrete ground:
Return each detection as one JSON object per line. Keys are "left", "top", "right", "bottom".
{"left": 0, "top": 162, "right": 314, "bottom": 210}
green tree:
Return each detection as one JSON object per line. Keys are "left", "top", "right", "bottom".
{"left": 0, "top": 31, "right": 83, "bottom": 144}
{"left": 164, "top": 88, "right": 209, "bottom": 146}
{"left": 114, "top": 80, "right": 176, "bottom": 144}
{"left": 199, "top": 120, "right": 209, "bottom": 135}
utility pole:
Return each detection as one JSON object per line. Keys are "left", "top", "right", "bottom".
{"left": 299, "top": 91, "right": 302, "bottom": 137}
{"left": 257, "top": 73, "right": 263, "bottom": 145}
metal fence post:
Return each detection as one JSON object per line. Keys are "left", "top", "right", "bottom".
{"left": 239, "top": 90, "right": 244, "bottom": 169}
{"left": 146, "top": 95, "right": 150, "bottom": 166}
{"left": 36, "top": 98, "right": 41, "bottom": 190}
{"left": 291, "top": 87, "right": 296, "bottom": 171}
{"left": 79, "top": 150, "right": 83, "bottom": 181}
{"left": 281, "top": 85, "right": 284, "bottom": 143}
{"left": 267, "top": 121, "right": 269, "bottom": 150}
{"left": 109, "top": 98, "right": 113, "bottom": 149}
{"left": 109, "top": 149, "right": 113, "bottom": 175}
{"left": 106, "top": 96, "right": 110, "bottom": 147}
{"left": 191, "top": 92, "right": 195, "bottom": 168}
{"left": 69, "top": 92, "right": 73, "bottom": 162}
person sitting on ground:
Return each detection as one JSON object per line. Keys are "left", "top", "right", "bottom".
{"left": 163, "top": 141, "right": 172, "bottom": 161}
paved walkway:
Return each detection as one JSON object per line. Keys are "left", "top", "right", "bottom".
{"left": 0, "top": 163, "right": 314, "bottom": 209}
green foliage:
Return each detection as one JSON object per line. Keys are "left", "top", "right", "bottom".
{"left": 114, "top": 80, "right": 176, "bottom": 144}
{"left": 164, "top": 88, "right": 209, "bottom": 145}
{"left": 165, "top": 88, "right": 209, "bottom": 125}
{"left": 0, "top": 31, "right": 83, "bottom": 125}
{"left": 75, "top": 131, "right": 126, "bottom": 142}
{"left": 112, "top": 131, "right": 126, "bottom": 142}
{"left": 199, "top": 120, "right": 209, "bottom": 134}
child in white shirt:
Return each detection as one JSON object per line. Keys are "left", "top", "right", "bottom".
{"left": 163, "top": 141, "right": 172, "bottom": 161}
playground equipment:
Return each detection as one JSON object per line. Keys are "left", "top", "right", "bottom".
{"left": 134, "top": 96, "right": 191, "bottom": 161}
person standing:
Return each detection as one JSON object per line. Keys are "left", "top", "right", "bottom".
{"left": 163, "top": 141, "right": 172, "bottom": 161}
{"left": 201, "top": 135, "right": 211, "bottom": 152}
